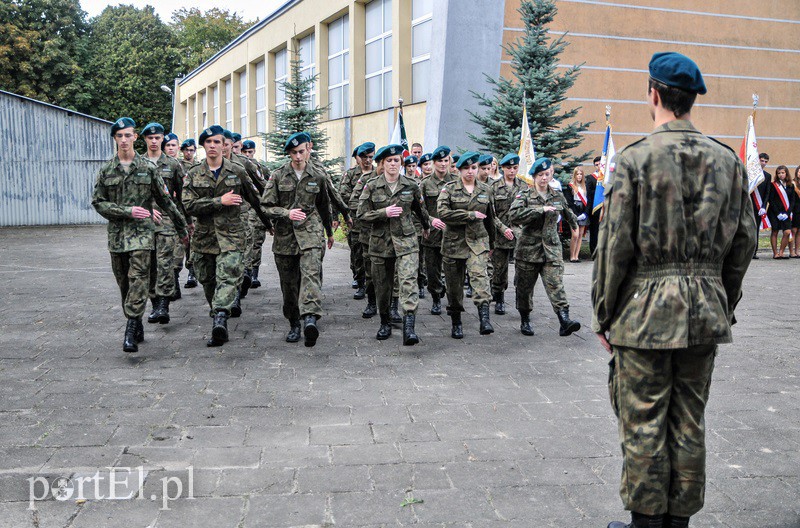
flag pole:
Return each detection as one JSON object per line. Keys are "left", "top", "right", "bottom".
{"left": 751, "top": 93, "right": 759, "bottom": 122}
{"left": 605, "top": 104, "right": 611, "bottom": 127}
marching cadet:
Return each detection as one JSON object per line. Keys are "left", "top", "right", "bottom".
{"left": 92, "top": 117, "right": 188, "bottom": 353}
{"left": 508, "top": 157, "right": 581, "bottom": 337}
{"left": 419, "top": 153, "right": 434, "bottom": 179}
{"left": 437, "top": 151, "right": 497, "bottom": 338}
{"left": 163, "top": 133, "right": 180, "bottom": 159}
{"left": 358, "top": 145, "right": 430, "bottom": 344}
{"left": 403, "top": 155, "right": 419, "bottom": 175}
{"left": 420, "top": 146, "right": 454, "bottom": 315}
{"left": 596, "top": 52, "right": 755, "bottom": 528}
{"left": 404, "top": 155, "right": 427, "bottom": 299}
{"left": 178, "top": 138, "right": 198, "bottom": 288}
{"left": 241, "top": 139, "right": 271, "bottom": 289}
{"left": 490, "top": 153, "right": 523, "bottom": 315}
{"left": 182, "top": 125, "right": 271, "bottom": 347}
{"left": 179, "top": 139, "right": 197, "bottom": 171}
{"left": 477, "top": 155, "right": 493, "bottom": 184}
{"left": 340, "top": 143, "right": 375, "bottom": 299}
{"left": 261, "top": 132, "right": 334, "bottom": 347}
{"left": 141, "top": 123, "right": 188, "bottom": 324}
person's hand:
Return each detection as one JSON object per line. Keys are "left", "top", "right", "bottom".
{"left": 422, "top": 229, "right": 430, "bottom": 239}
{"left": 385, "top": 205, "right": 403, "bottom": 218}
{"left": 288, "top": 208, "right": 306, "bottom": 221}
{"left": 152, "top": 209, "right": 163, "bottom": 224}
{"left": 431, "top": 218, "right": 446, "bottom": 230}
{"left": 543, "top": 205, "right": 557, "bottom": 213}
{"left": 473, "top": 211, "right": 487, "bottom": 220}
{"left": 504, "top": 228, "right": 514, "bottom": 240}
{"left": 758, "top": 208, "right": 766, "bottom": 216}
{"left": 220, "top": 191, "right": 242, "bottom": 206}
{"left": 577, "top": 213, "right": 587, "bottom": 221}
{"left": 596, "top": 332, "right": 612, "bottom": 354}
{"left": 188, "top": 223, "right": 195, "bottom": 237}
{"left": 346, "top": 217, "right": 354, "bottom": 228}
{"left": 268, "top": 227, "right": 275, "bottom": 236}
{"left": 180, "top": 235, "right": 189, "bottom": 246}
{"left": 332, "top": 220, "right": 340, "bottom": 232}
{"left": 327, "top": 236, "right": 334, "bottom": 249}
{"left": 777, "top": 213, "right": 789, "bottom": 221}
{"left": 131, "top": 206, "right": 151, "bottom": 219}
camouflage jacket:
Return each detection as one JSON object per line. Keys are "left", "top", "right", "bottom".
{"left": 354, "top": 172, "right": 381, "bottom": 244}
{"left": 147, "top": 153, "right": 187, "bottom": 235}
{"left": 308, "top": 157, "right": 350, "bottom": 220}
{"left": 340, "top": 166, "right": 374, "bottom": 211}
{"left": 182, "top": 158, "right": 270, "bottom": 255}
{"left": 357, "top": 175, "right": 430, "bottom": 258}
{"left": 591, "top": 120, "right": 756, "bottom": 348}
{"left": 180, "top": 158, "right": 197, "bottom": 173}
{"left": 491, "top": 177, "right": 524, "bottom": 250}
{"left": 508, "top": 186, "right": 577, "bottom": 263}
{"left": 437, "top": 178, "right": 496, "bottom": 258}
{"left": 261, "top": 162, "right": 333, "bottom": 255}
{"left": 420, "top": 172, "right": 454, "bottom": 248}
{"left": 92, "top": 154, "right": 187, "bottom": 253}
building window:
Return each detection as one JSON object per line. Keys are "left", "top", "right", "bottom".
{"left": 298, "top": 33, "right": 316, "bottom": 109}
{"left": 255, "top": 60, "right": 267, "bottom": 134}
{"left": 238, "top": 71, "right": 247, "bottom": 134}
{"left": 328, "top": 14, "right": 349, "bottom": 120}
{"left": 201, "top": 91, "right": 207, "bottom": 128}
{"left": 411, "top": 0, "right": 432, "bottom": 103}
{"left": 275, "top": 48, "right": 288, "bottom": 114}
{"left": 225, "top": 79, "right": 233, "bottom": 131}
{"left": 365, "top": 0, "right": 392, "bottom": 112}
{"left": 212, "top": 85, "right": 219, "bottom": 124}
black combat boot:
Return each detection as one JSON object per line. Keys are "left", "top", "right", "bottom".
{"left": 123, "top": 318, "right": 138, "bottom": 353}
{"left": 664, "top": 515, "right": 689, "bottom": 528}
{"left": 520, "top": 311, "right": 534, "bottom": 336}
{"left": 353, "top": 281, "right": 366, "bottom": 300}
{"left": 557, "top": 308, "right": 581, "bottom": 336}
{"left": 171, "top": 269, "right": 181, "bottom": 300}
{"left": 494, "top": 292, "right": 505, "bottom": 315}
{"left": 430, "top": 293, "right": 442, "bottom": 315}
{"left": 608, "top": 512, "right": 664, "bottom": 528}
{"left": 362, "top": 289, "right": 377, "bottom": 318}
{"left": 351, "top": 279, "right": 359, "bottom": 288}
{"left": 134, "top": 319, "right": 144, "bottom": 343}
{"left": 250, "top": 266, "right": 261, "bottom": 288}
{"left": 450, "top": 312, "right": 463, "bottom": 339}
{"left": 390, "top": 297, "right": 402, "bottom": 325}
{"left": 418, "top": 286, "right": 426, "bottom": 299}
{"left": 147, "top": 298, "right": 160, "bottom": 324}
{"left": 402, "top": 314, "right": 419, "bottom": 346}
{"left": 230, "top": 290, "right": 242, "bottom": 318}
{"left": 207, "top": 310, "right": 228, "bottom": 347}
{"left": 376, "top": 314, "right": 392, "bottom": 340}
{"left": 286, "top": 320, "right": 301, "bottom": 343}
{"left": 478, "top": 304, "right": 494, "bottom": 335}
{"left": 154, "top": 297, "right": 170, "bottom": 324}
{"left": 240, "top": 269, "right": 252, "bottom": 299}
{"left": 185, "top": 265, "right": 198, "bottom": 288}
{"left": 303, "top": 315, "right": 319, "bottom": 347}
{"left": 465, "top": 284, "right": 473, "bottom": 298}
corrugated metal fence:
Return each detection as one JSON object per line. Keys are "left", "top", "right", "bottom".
{"left": 0, "top": 91, "right": 113, "bottom": 226}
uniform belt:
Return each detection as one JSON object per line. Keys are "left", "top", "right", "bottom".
{"left": 633, "top": 262, "right": 723, "bottom": 278}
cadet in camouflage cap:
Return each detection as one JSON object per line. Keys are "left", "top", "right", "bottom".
{"left": 597, "top": 52, "right": 753, "bottom": 528}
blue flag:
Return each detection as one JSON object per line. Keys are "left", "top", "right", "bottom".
{"left": 593, "top": 124, "right": 615, "bottom": 214}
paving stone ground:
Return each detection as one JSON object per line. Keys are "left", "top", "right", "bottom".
{"left": 0, "top": 225, "right": 798, "bottom": 528}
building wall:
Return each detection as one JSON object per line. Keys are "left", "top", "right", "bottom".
{"left": 0, "top": 91, "right": 114, "bottom": 226}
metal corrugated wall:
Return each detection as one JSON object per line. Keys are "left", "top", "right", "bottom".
{"left": 0, "top": 92, "right": 114, "bottom": 226}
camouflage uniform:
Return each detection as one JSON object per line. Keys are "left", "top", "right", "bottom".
{"left": 175, "top": 158, "right": 198, "bottom": 271}
{"left": 592, "top": 120, "right": 756, "bottom": 518}
{"left": 437, "top": 178, "right": 496, "bottom": 313}
{"left": 357, "top": 175, "right": 430, "bottom": 316}
{"left": 508, "top": 186, "right": 577, "bottom": 314}
{"left": 353, "top": 172, "right": 380, "bottom": 304}
{"left": 406, "top": 172, "right": 428, "bottom": 292}
{"left": 490, "top": 177, "right": 523, "bottom": 299}
{"left": 231, "top": 152, "right": 267, "bottom": 278}
{"left": 92, "top": 154, "right": 187, "bottom": 319}
{"left": 261, "top": 162, "right": 333, "bottom": 323}
{"left": 420, "top": 172, "right": 454, "bottom": 300}
{"left": 340, "top": 165, "right": 371, "bottom": 284}
{"left": 249, "top": 159, "right": 272, "bottom": 271}
{"left": 147, "top": 153, "right": 187, "bottom": 299}
{"left": 182, "top": 158, "right": 269, "bottom": 314}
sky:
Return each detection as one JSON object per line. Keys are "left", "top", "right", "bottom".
{"left": 79, "top": 0, "right": 284, "bottom": 23}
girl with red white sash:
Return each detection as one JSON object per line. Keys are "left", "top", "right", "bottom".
{"left": 564, "top": 167, "right": 589, "bottom": 262}
{"left": 766, "top": 165, "right": 795, "bottom": 259}
{"left": 791, "top": 166, "right": 800, "bottom": 258}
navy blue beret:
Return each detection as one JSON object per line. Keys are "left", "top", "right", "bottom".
{"left": 222, "top": 129, "right": 234, "bottom": 140}
{"left": 357, "top": 142, "right": 376, "bottom": 157}
{"left": 231, "top": 133, "right": 242, "bottom": 142}
{"left": 451, "top": 154, "right": 461, "bottom": 163}
{"left": 649, "top": 52, "right": 706, "bottom": 95}
{"left": 432, "top": 146, "right": 451, "bottom": 160}
{"left": 180, "top": 138, "right": 196, "bottom": 149}
{"left": 529, "top": 157, "right": 552, "bottom": 176}
{"left": 284, "top": 132, "right": 312, "bottom": 153}
{"left": 419, "top": 153, "right": 433, "bottom": 164}
{"left": 162, "top": 133, "right": 179, "bottom": 145}
{"left": 242, "top": 140, "right": 256, "bottom": 150}
{"left": 478, "top": 155, "right": 493, "bottom": 166}
{"left": 374, "top": 144, "right": 404, "bottom": 162}
{"left": 141, "top": 122, "right": 164, "bottom": 136}
{"left": 455, "top": 151, "right": 480, "bottom": 169}
{"left": 404, "top": 155, "right": 419, "bottom": 165}
{"left": 199, "top": 125, "right": 225, "bottom": 145}
{"left": 499, "top": 153, "right": 520, "bottom": 166}
{"left": 111, "top": 117, "right": 136, "bottom": 136}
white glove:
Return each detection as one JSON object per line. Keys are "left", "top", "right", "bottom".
{"left": 758, "top": 208, "right": 766, "bottom": 216}
{"left": 777, "top": 213, "right": 789, "bottom": 221}
{"left": 577, "top": 213, "right": 587, "bottom": 221}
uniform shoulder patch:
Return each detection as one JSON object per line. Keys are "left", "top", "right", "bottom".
{"left": 708, "top": 136, "right": 737, "bottom": 157}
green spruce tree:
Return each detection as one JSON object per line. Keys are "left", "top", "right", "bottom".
{"left": 263, "top": 46, "right": 341, "bottom": 172}
{"left": 468, "top": 0, "right": 592, "bottom": 180}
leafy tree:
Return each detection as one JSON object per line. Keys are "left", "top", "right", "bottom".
{"left": 0, "top": 0, "right": 90, "bottom": 111}
{"left": 82, "top": 5, "right": 182, "bottom": 140}
{"left": 263, "top": 46, "right": 341, "bottom": 171}
{"left": 468, "top": 0, "right": 592, "bottom": 179}
{"left": 171, "top": 7, "right": 254, "bottom": 73}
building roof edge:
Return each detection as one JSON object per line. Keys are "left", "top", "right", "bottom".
{"left": 0, "top": 89, "right": 113, "bottom": 124}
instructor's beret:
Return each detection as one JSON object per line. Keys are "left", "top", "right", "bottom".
{"left": 648, "top": 52, "right": 707, "bottom": 95}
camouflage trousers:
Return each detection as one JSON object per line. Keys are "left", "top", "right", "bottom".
{"left": 373, "top": 252, "right": 419, "bottom": 315}
{"left": 110, "top": 250, "right": 151, "bottom": 319}
{"left": 514, "top": 260, "right": 568, "bottom": 314}
{"left": 193, "top": 251, "right": 244, "bottom": 314}
{"left": 274, "top": 248, "right": 323, "bottom": 322}
{"left": 173, "top": 239, "right": 190, "bottom": 271}
{"left": 249, "top": 209, "right": 268, "bottom": 269}
{"left": 239, "top": 210, "right": 254, "bottom": 278}
{"left": 362, "top": 242, "right": 375, "bottom": 299}
{"left": 423, "top": 245, "right": 445, "bottom": 298}
{"left": 416, "top": 237, "right": 427, "bottom": 289}
{"left": 149, "top": 232, "right": 178, "bottom": 299}
{"left": 347, "top": 225, "right": 365, "bottom": 283}
{"left": 491, "top": 247, "right": 512, "bottom": 297}
{"left": 443, "top": 252, "right": 490, "bottom": 313}
{"left": 609, "top": 345, "right": 716, "bottom": 517}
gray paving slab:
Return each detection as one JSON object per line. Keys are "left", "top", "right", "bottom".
{"left": 0, "top": 225, "right": 798, "bottom": 527}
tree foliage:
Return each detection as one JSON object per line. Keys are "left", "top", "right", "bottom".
{"left": 468, "top": 0, "right": 592, "bottom": 179}
{"left": 171, "top": 8, "right": 254, "bottom": 73}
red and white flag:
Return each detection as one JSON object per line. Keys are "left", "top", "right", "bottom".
{"left": 739, "top": 115, "right": 769, "bottom": 229}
